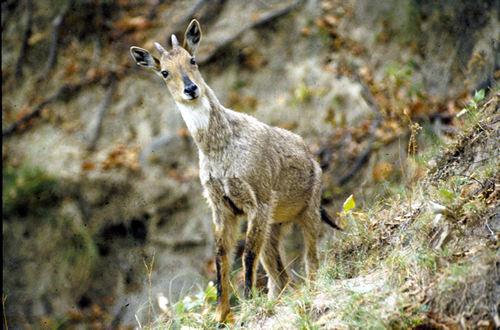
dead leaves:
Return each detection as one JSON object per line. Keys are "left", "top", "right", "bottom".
{"left": 85, "top": 68, "right": 107, "bottom": 81}
{"left": 316, "top": 0, "right": 363, "bottom": 54}
{"left": 239, "top": 46, "right": 267, "bottom": 71}
{"left": 82, "top": 144, "right": 140, "bottom": 172}
{"left": 372, "top": 161, "right": 394, "bottom": 182}
{"left": 102, "top": 144, "right": 140, "bottom": 171}
{"left": 113, "top": 16, "right": 151, "bottom": 33}
{"left": 60, "top": 302, "right": 124, "bottom": 330}
{"left": 81, "top": 160, "right": 96, "bottom": 171}
{"left": 28, "top": 31, "right": 47, "bottom": 46}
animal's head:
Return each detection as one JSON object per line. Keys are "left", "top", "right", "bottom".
{"left": 130, "top": 19, "right": 204, "bottom": 103}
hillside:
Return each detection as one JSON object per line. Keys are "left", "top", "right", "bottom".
{"left": 2, "top": 0, "right": 498, "bottom": 328}
{"left": 151, "top": 92, "right": 499, "bottom": 329}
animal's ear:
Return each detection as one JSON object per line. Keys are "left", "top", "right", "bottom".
{"left": 183, "top": 19, "right": 202, "bottom": 55}
{"left": 130, "top": 46, "right": 160, "bottom": 71}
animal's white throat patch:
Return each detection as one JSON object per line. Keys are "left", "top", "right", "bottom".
{"left": 176, "top": 96, "right": 211, "bottom": 134}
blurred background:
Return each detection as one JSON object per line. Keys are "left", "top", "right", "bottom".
{"left": 2, "top": 0, "right": 498, "bottom": 328}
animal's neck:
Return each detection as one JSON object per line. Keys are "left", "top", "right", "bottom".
{"left": 175, "top": 83, "right": 232, "bottom": 154}
{"left": 176, "top": 95, "right": 211, "bottom": 134}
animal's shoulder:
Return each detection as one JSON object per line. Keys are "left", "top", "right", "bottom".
{"left": 224, "top": 108, "right": 304, "bottom": 143}
{"left": 224, "top": 108, "right": 265, "bottom": 130}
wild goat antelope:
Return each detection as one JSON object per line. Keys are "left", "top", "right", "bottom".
{"left": 130, "top": 19, "right": 340, "bottom": 322}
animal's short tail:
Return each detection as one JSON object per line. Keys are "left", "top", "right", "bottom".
{"left": 320, "top": 206, "right": 342, "bottom": 230}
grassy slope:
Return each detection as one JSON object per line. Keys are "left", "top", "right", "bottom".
{"left": 150, "top": 93, "right": 498, "bottom": 329}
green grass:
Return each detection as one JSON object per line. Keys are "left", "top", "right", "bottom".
{"left": 340, "top": 293, "right": 387, "bottom": 330}
{"left": 238, "top": 290, "right": 277, "bottom": 321}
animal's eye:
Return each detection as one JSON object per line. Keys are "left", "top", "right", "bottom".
{"left": 161, "top": 70, "right": 169, "bottom": 78}
{"left": 190, "top": 57, "right": 196, "bottom": 65}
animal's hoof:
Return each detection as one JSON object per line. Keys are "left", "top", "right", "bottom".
{"left": 215, "top": 305, "right": 230, "bottom": 323}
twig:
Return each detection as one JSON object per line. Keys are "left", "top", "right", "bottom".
{"left": 143, "top": 253, "right": 155, "bottom": 327}
{"left": 470, "top": 153, "right": 500, "bottom": 163}
{"left": 433, "top": 225, "right": 450, "bottom": 250}
{"left": 150, "top": 237, "right": 205, "bottom": 249}
{"left": 3, "top": 94, "right": 58, "bottom": 138}
{"left": 90, "top": 37, "right": 102, "bottom": 69}
{"left": 110, "top": 303, "right": 129, "bottom": 329}
{"left": 198, "top": 0, "right": 302, "bottom": 64}
{"left": 14, "top": 0, "right": 33, "bottom": 79}
{"left": 86, "top": 74, "right": 117, "bottom": 151}
{"left": 40, "top": 1, "right": 73, "bottom": 78}
{"left": 456, "top": 174, "right": 486, "bottom": 188}
{"left": 485, "top": 219, "right": 496, "bottom": 240}
{"left": 337, "top": 73, "right": 383, "bottom": 186}
{"left": 2, "top": 75, "right": 106, "bottom": 138}
{"left": 2, "top": 294, "right": 8, "bottom": 330}
{"left": 337, "top": 140, "right": 374, "bottom": 186}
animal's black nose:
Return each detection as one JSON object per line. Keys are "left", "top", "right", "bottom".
{"left": 184, "top": 83, "right": 198, "bottom": 96}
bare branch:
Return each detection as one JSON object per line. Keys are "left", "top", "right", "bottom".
{"left": 198, "top": 0, "right": 302, "bottom": 64}
{"left": 337, "top": 73, "right": 383, "bottom": 186}
{"left": 14, "top": 0, "right": 34, "bottom": 79}
{"left": 2, "top": 75, "right": 108, "bottom": 138}
{"left": 40, "top": 1, "right": 74, "bottom": 77}
{"left": 86, "top": 75, "right": 118, "bottom": 151}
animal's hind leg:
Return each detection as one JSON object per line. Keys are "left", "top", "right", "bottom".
{"left": 261, "top": 223, "right": 290, "bottom": 298}
{"left": 300, "top": 159, "right": 322, "bottom": 282}
{"left": 243, "top": 204, "right": 272, "bottom": 298}
{"left": 300, "top": 211, "right": 320, "bottom": 282}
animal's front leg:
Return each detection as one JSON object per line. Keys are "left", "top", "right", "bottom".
{"left": 243, "top": 205, "right": 271, "bottom": 298}
{"left": 213, "top": 209, "right": 237, "bottom": 323}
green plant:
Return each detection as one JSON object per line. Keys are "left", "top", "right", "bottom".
{"left": 236, "top": 290, "right": 276, "bottom": 325}
{"left": 439, "top": 263, "right": 471, "bottom": 291}
{"left": 292, "top": 82, "right": 314, "bottom": 104}
{"left": 3, "top": 165, "right": 60, "bottom": 219}
{"left": 290, "top": 288, "right": 318, "bottom": 330}
{"left": 456, "top": 89, "right": 486, "bottom": 127}
{"left": 159, "top": 281, "right": 220, "bottom": 329}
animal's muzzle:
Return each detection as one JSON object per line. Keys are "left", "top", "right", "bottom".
{"left": 182, "top": 74, "right": 199, "bottom": 99}
{"left": 184, "top": 83, "right": 199, "bottom": 98}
